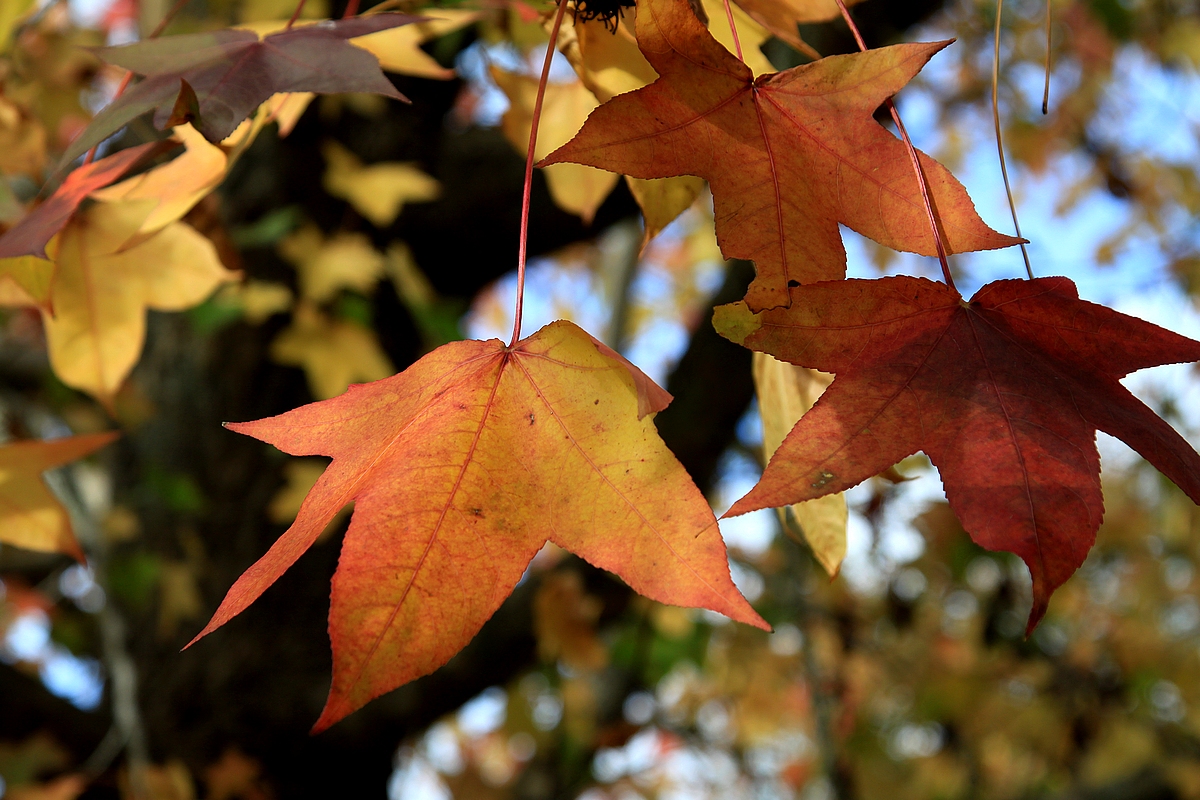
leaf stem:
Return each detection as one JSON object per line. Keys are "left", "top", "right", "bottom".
{"left": 286, "top": 0, "right": 309, "bottom": 29}
{"left": 1042, "top": 0, "right": 1052, "bottom": 114}
{"left": 721, "top": 0, "right": 745, "bottom": 63}
{"left": 510, "top": 0, "right": 570, "bottom": 347}
{"left": 342, "top": 0, "right": 361, "bottom": 18}
{"left": 993, "top": 0, "right": 1033, "bottom": 279}
{"left": 833, "top": 0, "right": 955, "bottom": 293}
{"left": 81, "top": 0, "right": 192, "bottom": 166}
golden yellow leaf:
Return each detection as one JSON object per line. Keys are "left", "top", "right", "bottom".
{"left": 0, "top": 432, "right": 118, "bottom": 558}
{"left": 384, "top": 241, "right": 434, "bottom": 305}
{"left": 0, "top": 255, "right": 55, "bottom": 310}
{"left": 625, "top": 175, "right": 706, "bottom": 248}
{"left": 268, "top": 459, "right": 348, "bottom": 542}
{"left": 270, "top": 303, "right": 394, "bottom": 399}
{"left": 731, "top": 0, "right": 863, "bottom": 59}
{"left": 278, "top": 225, "right": 385, "bottom": 302}
{"left": 0, "top": 0, "right": 36, "bottom": 53}
{"left": 269, "top": 459, "right": 325, "bottom": 523}
{"left": 352, "top": 11, "right": 482, "bottom": 79}
{"left": 216, "top": 280, "right": 293, "bottom": 323}
{"left": 43, "top": 201, "right": 237, "bottom": 407}
{"left": 262, "top": 92, "right": 314, "bottom": 136}
{"left": 752, "top": 351, "right": 846, "bottom": 575}
{"left": 492, "top": 67, "right": 618, "bottom": 224}
{"left": 554, "top": 13, "right": 704, "bottom": 240}
{"left": 91, "top": 124, "right": 227, "bottom": 238}
{"left": 0, "top": 96, "right": 46, "bottom": 178}
{"left": 556, "top": 11, "right": 657, "bottom": 103}
{"left": 701, "top": 0, "right": 775, "bottom": 77}
{"left": 322, "top": 141, "right": 440, "bottom": 227}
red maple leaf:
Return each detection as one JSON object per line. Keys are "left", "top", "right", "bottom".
{"left": 0, "top": 142, "right": 161, "bottom": 259}
{"left": 61, "top": 14, "right": 421, "bottom": 166}
{"left": 540, "top": 0, "right": 1019, "bottom": 311}
{"left": 715, "top": 276, "right": 1200, "bottom": 628}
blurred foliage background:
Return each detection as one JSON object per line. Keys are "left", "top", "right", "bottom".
{"left": 3, "top": 0, "right": 1200, "bottom": 798}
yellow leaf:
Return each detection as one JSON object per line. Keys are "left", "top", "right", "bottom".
{"left": 554, "top": 13, "right": 703, "bottom": 239}
{"left": 262, "top": 92, "right": 314, "bottom": 136}
{"left": 384, "top": 241, "right": 434, "bottom": 306}
{"left": 216, "top": 280, "right": 293, "bottom": 323}
{"left": 731, "top": 0, "right": 862, "bottom": 59}
{"left": 0, "top": 0, "right": 36, "bottom": 53}
{"left": 268, "top": 459, "right": 348, "bottom": 542}
{"left": 278, "top": 225, "right": 385, "bottom": 302}
{"left": 91, "top": 124, "right": 228, "bottom": 238}
{"left": 0, "top": 432, "right": 118, "bottom": 558}
{"left": 0, "top": 255, "right": 55, "bottom": 310}
{"left": 43, "top": 201, "right": 237, "bottom": 407}
{"left": 554, "top": 10, "right": 657, "bottom": 104}
{"left": 270, "top": 304, "right": 394, "bottom": 399}
{"left": 491, "top": 67, "right": 618, "bottom": 224}
{"left": 322, "top": 141, "right": 440, "bottom": 227}
{"left": 0, "top": 96, "right": 46, "bottom": 178}
{"left": 752, "top": 352, "right": 846, "bottom": 575}
{"left": 625, "top": 175, "right": 705, "bottom": 248}
{"left": 701, "top": 0, "right": 776, "bottom": 78}
{"left": 352, "top": 11, "right": 482, "bottom": 80}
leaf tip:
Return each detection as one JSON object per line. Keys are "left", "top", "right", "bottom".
{"left": 311, "top": 695, "right": 352, "bottom": 735}
{"left": 1024, "top": 595, "right": 1050, "bottom": 639}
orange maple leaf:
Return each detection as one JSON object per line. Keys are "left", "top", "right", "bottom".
{"left": 190, "top": 321, "right": 766, "bottom": 731}
{"left": 541, "top": 0, "right": 1020, "bottom": 311}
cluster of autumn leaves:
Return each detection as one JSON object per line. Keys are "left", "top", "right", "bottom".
{"left": 3, "top": 0, "right": 1200, "bottom": 734}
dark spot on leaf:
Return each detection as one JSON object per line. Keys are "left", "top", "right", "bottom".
{"left": 470, "top": 508, "right": 483, "bottom": 517}
{"left": 529, "top": 412, "right": 536, "bottom": 425}
{"left": 788, "top": 280, "right": 801, "bottom": 287}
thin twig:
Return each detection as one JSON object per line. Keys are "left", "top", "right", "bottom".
{"left": 510, "top": 0, "right": 570, "bottom": 347}
{"left": 1042, "top": 0, "right": 1052, "bottom": 115}
{"left": 993, "top": 0, "right": 1033, "bottom": 279}
{"left": 342, "top": 0, "right": 361, "bottom": 18}
{"left": 832, "top": 0, "right": 956, "bottom": 292}
{"left": 721, "top": 0, "right": 744, "bottom": 63}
